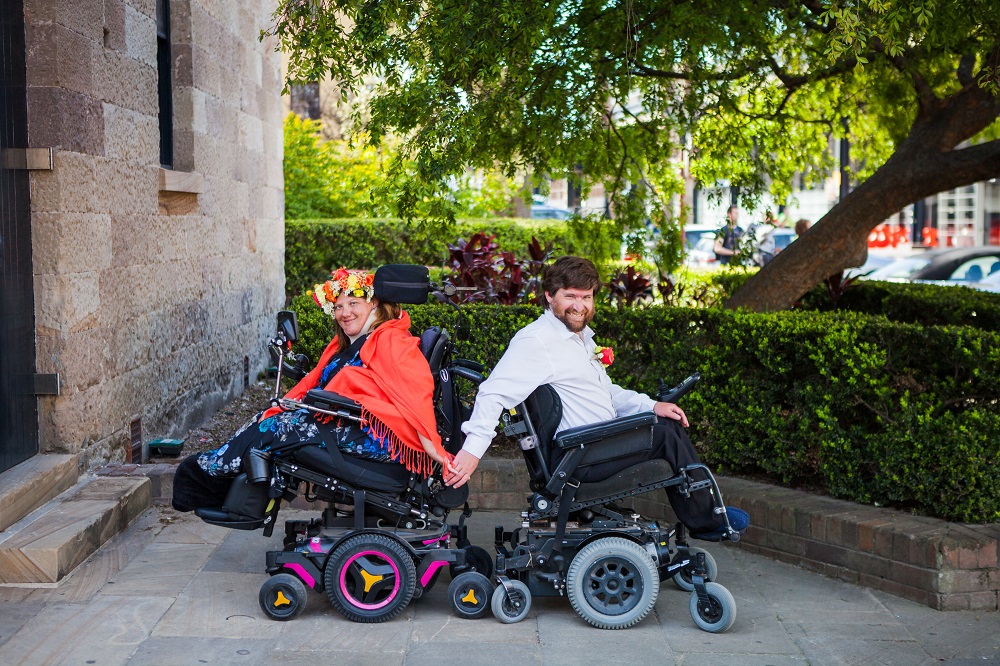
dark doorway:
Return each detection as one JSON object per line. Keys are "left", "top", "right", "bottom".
{"left": 0, "top": 0, "right": 39, "bottom": 473}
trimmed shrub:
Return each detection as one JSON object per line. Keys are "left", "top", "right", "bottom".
{"left": 288, "top": 296, "right": 1000, "bottom": 522}
{"left": 799, "top": 279, "right": 1000, "bottom": 331}
{"left": 285, "top": 217, "right": 620, "bottom": 298}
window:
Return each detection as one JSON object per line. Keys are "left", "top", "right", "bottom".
{"left": 156, "top": 0, "right": 173, "bottom": 168}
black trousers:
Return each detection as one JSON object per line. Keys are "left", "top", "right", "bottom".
{"left": 573, "top": 420, "right": 724, "bottom": 535}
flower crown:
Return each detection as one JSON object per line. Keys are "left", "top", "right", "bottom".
{"left": 311, "top": 268, "right": 375, "bottom": 316}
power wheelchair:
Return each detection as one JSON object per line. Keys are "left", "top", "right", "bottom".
{"left": 486, "top": 374, "right": 741, "bottom": 632}
{"left": 194, "top": 265, "right": 496, "bottom": 623}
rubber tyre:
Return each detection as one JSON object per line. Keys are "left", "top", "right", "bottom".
{"left": 671, "top": 547, "right": 719, "bottom": 592}
{"left": 259, "top": 573, "right": 308, "bottom": 621}
{"left": 491, "top": 579, "right": 532, "bottom": 624}
{"left": 324, "top": 534, "right": 416, "bottom": 623}
{"left": 566, "top": 537, "right": 659, "bottom": 629}
{"left": 447, "top": 571, "right": 494, "bottom": 619}
{"left": 449, "top": 545, "right": 495, "bottom": 579}
{"left": 689, "top": 582, "right": 737, "bottom": 633}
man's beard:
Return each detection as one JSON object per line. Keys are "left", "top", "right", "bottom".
{"left": 554, "top": 306, "right": 594, "bottom": 333}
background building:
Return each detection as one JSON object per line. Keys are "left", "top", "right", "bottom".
{"left": 0, "top": 0, "right": 284, "bottom": 488}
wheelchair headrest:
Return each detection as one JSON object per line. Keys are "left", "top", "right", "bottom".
{"left": 420, "top": 326, "right": 450, "bottom": 374}
{"left": 374, "top": 264, "right": 430, "bottom": 304}
{"left": 524, "top": 384, "right": 562, "bottom": 450}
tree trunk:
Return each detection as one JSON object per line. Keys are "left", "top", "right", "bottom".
{"left": 726, "top": 86, "right": 1000, "bottom": 313}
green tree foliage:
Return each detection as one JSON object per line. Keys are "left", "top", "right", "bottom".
{"left": 267, "top": 0, "right": 999, "bottom": 310}
{"left": 283, "top": 113, "right": 521, "bottom": 220}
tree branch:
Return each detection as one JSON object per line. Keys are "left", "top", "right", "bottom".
{"left": 870, "top": 39, "right": 937, "bottom": 110}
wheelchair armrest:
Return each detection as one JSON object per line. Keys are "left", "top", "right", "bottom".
{"left": 553, "top": 412, "right": 658, "bottom": 450}
{"left": 304, "top": 389, "right": 362, "bottom": 414}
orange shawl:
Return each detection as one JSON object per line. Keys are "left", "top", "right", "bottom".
{"left": 261, "top": 312, "right": 449, "bottom": 476}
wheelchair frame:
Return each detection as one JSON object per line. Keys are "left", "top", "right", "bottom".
{"left": 486, "top": 384, "right": 740, "bottom": 632}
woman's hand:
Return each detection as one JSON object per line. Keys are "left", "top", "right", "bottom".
{"left": 444, "top": 450, "right": 480, "bottom": 488}
{"left": 418, "top": 433, "right": 454, "bottom": 476}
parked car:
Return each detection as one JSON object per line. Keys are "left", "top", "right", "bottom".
{"left": 530, "top": 204, "right": 574, "bottom": 220}
{"left": 971, "top": 270, "right": 1000, "bottom": 293}
{"left": 863, "top": 247, "right": 1000, "bottom": 282}
{"left": 682, "top": 224, "right": 722, "bottom": 267}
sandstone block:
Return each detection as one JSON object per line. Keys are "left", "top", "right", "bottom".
{"left": 55, "top": 22, "right": 96, "bottom": 95}
{"left": 124, "top": 4, "right": 156, "bottom": 68}
{"left": 103, "top": 0, "right": 127, "bottom": 52}
{"left": 103, "top": 104, "right": 158, "bottom": 163}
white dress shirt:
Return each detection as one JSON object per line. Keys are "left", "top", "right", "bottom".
{"left": 460, "top": 309, "right": 656, "bottom": 458}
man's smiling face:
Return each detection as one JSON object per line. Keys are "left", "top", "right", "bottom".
{"left": 546, "top": 287, "right": 595, "bottom": 333}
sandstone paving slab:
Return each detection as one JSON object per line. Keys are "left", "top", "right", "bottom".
{"left": 202, "top": 522, "right": 286, "bottom": 574}
{"left": 152, "top": 571, "right": 282, "bottom": 640}
{"left": 873, "top": 592, "right": 1000, "bottom": 661}
{"left": 0, "top": 595, "right": 173, "bottom": 665}
{"left": 535, "top": 598, "right": 672, "bottom": 664}
{"left": 405, "top": 641, "right": 542, "bottom": 666}
{"left": 727, "top": 546, "right": 885, "bottom": 612}
{"left": 673, "top": 654, "right": 810, "bottom": 666}
{"left": 0, "top": 599, "right": 44, "bottom": 650}
{"left": 272, "top": 601, "right": 413, "bottom": 653}
{"left": 129, "top": 637, "right": 279, "bottom": 665}
{"left": 407, "top": 590, "right": 540, "bottom": 645}
{"left": 99, "top": 542, "right": 217, "bottom": 596}
{"left": 153, "top": 509, "right": 232, "bottom": 545}
{"left": 787, "top": 627, "right": 937, "bottom": 666}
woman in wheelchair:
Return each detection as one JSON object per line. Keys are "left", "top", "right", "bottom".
{"left": 172, "top": 267, "right": 452, "bottom": 513}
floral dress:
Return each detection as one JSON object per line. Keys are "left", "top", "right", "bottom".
{"left": 196, "top": 335, "right": 394, "bottom": 478}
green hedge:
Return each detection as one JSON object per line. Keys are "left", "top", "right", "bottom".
{"left": 799, "top": 279, "right": 1000, "bottom": 331}
{"left": 288, "top": 295, "right": 1000, "bottom": 523}
{"left": 285, "top": 217, "right": 621, "bottom": 298}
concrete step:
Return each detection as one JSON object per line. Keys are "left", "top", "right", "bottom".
{"left": 0, "top": 453, "right": 83, "bottom": 532}
{"left": 0, "top": 475, "right": 151, "bottom": 584}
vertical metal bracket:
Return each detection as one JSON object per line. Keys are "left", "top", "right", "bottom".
{"left": 2, "top": 148, "right": 53, "bottom": 170}
{"left": 32, "top": 373, "right": 60, "bottom": 395}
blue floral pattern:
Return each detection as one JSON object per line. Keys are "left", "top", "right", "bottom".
{"left": 197, "top": 343, "right": 393, "bottom": 477}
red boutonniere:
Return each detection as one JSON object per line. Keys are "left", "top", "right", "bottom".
{"left": 594, "top": 346, "right": 615, "bottom": 366}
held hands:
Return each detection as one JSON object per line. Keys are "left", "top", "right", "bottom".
{"left": 444, "top": 449, "right": 480, "bottom": 488}
{"left": 654, "top": 401, "right": 689, "bottom": 427}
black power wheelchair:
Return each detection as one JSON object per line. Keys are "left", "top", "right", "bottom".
{"left": 485, "top": 374, "right": 741, "bottom": 632}
{"left": 194, "top": 265, "right": 497, "bottom": 623}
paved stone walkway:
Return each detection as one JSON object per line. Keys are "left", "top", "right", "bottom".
{"left": 0, "top": 507, "right": 998, "bottom": 665}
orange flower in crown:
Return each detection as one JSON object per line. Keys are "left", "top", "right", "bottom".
{"left": 310, "top": 267, "right": 376, "bottom": 316}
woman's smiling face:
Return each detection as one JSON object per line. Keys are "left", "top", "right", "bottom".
{"left": 334, "top": 292, "right": 377, "bottom": 337}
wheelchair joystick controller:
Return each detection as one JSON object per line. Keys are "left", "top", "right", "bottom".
{"left": 658, "top": 372, "right": 701, "bottom": 403}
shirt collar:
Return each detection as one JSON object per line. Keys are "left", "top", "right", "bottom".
{"left": 542, "top": 309, "right": 595, "bottom": 345}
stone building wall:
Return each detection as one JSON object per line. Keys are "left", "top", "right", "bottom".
{"left": 25, "top": 0, "right": 284, "bottom": 464}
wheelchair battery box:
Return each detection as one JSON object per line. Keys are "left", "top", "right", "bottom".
{"left": 305, "top": 389, "right": 362, "bottom": 414}
{"left": 553, "top": 412, "right": 658, "bottom": 450}
{"left": 374, "top": 264, "right": 430, "bottom": 304}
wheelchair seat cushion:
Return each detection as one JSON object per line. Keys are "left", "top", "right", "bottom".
{"left": 574, "top": 459, "right": 674, "bottom": 503}
{"left": 289, "top": 445, "right": 411, "bottom": 494}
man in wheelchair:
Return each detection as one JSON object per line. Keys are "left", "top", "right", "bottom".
{"left": 446, "top": 255, "right": 749, "bottom": 540}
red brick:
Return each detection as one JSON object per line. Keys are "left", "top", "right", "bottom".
{"left": 781, "top": 507, "right": 795, "bottom": 534}
{"left": 888, "top": 561, "right": 936, "bottom": 590}
{"left": 879, "top": 579, "right": 929, "bottom": 607}
{"left": 958, "top": 547, "right": 979, "bottom": 569}
{"left": 935, "top": 569, "right": 990, "bottom": 594}
{"left": 967, "top": 591, "right": 999, "bottom": 611}
{"left": 873, "top": 527, "right": 893, "bottom": 559}
{"left": 978, "top": 543, "right": 998, "bottom": 569}
{"left": 767, "top": 506, "right": 782, "bottom": 532}
{"left": 937, "top": 594, "right": 972, "bottom": 611}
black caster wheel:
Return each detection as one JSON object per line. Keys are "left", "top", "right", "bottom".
{"left": 324, "top": 533, "right": 416, "bottom": 623}
{"left": 447, "top": 571, "right": 494, "bottom": 619}
{"left": 259, "top": 573, "right": 308, "bottom": 621}
{"left": 491, "top": 579, "right": 532, "bottom": 624}
{"left": 690, "top": 582, "right": 737, "bottom": 633}
{"left": 671, "top": 547, "right": 719, "bottom": 592}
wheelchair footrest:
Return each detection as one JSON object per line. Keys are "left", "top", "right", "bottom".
{"left": 194, "top": 507, "right": 265, "bottom": 531}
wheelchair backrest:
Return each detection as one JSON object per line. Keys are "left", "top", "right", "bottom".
{"left": 419, "top": 326, "right": 449, "bottom": 374}
{"left": 521, "top": 384, "right": 563, "bottom": 484}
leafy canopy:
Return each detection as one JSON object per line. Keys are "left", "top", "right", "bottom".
{"left": 269, "top": 1, "right": 999, "bottom": 245}
{"left": 283, "top": 113, "right": 521, "bottom": 219}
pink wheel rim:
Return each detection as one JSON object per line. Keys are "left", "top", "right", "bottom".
{"left": 339, "top": 550, "right": 401, "bottom": 610}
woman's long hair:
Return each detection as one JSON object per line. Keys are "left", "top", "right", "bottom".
{"left": 333, "top": 299, "right": 402, "bottom": 351}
